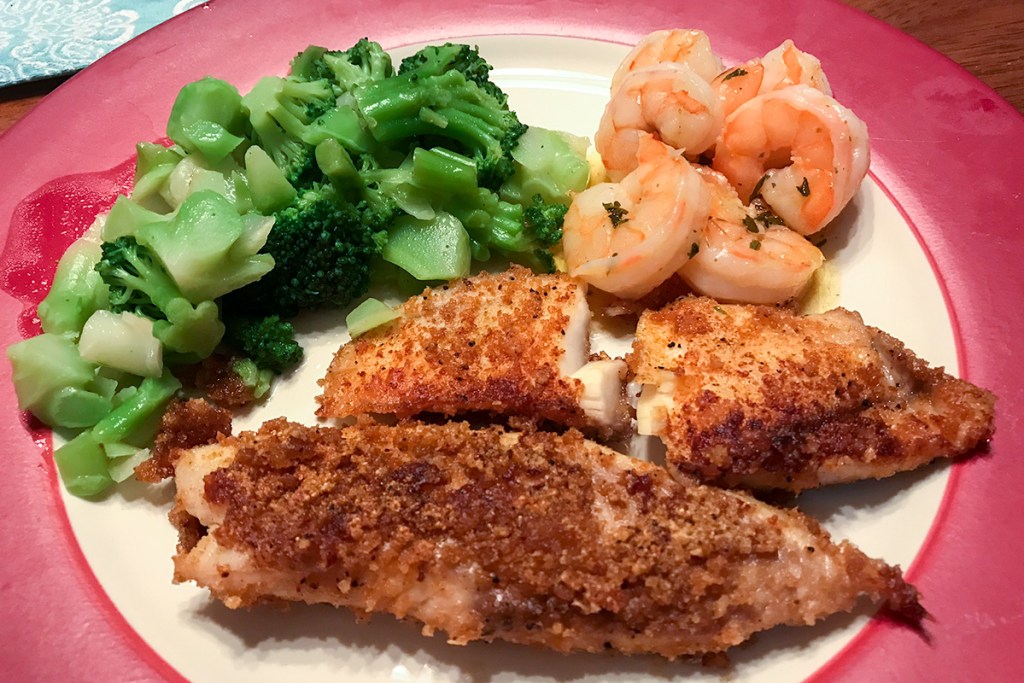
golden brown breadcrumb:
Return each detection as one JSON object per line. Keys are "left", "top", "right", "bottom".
{"left": 135, "top": 398, "right": 232, "bottom": 483}
{"left": 172, "top": 419, "right": 921, "bottom": 658}
{"left": 630, "top": 297, "right": 996, "bottom": 491}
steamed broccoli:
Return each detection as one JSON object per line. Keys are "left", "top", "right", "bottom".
{"left": 398, "top": 43, "right": 509, "bottom": 107}
{"left": 37, "top": 236, "right": 109, "bottom": 336}
{"left": 94, "top": 236, "right": 225, "bottom": 358}
{"left": 223, "top": 314, "right": 303, "bottom": 374}
{"left": 524, "top": 194, "right": 568, "bottom": 247}
{"left": 291, "top": 39, "right": 394, "bottom": 94}
{"left": 227, "top": 183, "right": 388, "bottom": 317}
{"left": 355, "top": 63, "right": 527, "bottom": 189}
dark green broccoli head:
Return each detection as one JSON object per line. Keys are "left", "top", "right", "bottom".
{"left": 228, "top": 183, "right": 387, "bottom": 317}
{"left": 291, "top": 38, "right": 393, "bottom": 94}
{"left": 95, "top": 236, "right": 181, "bottom": 319}
{"left": 523, "top": 194, "right": 568, "bottom": 247}
{"left": 223, "top": 314, "right": 303, "bottom": 374}
{"left": 398, "top": 43, "right": 510, "bottom": 107}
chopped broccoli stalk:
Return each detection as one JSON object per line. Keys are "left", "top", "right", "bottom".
{"left": 292, "top": 39, "right": 394, "bottom": 94}
{"left": 382, "top": 212, "right": 471, "bottom": 281}
{"left": 90, "top": 369, "right": 181, "bottom": 445}
{"left": 242, "top": 77, "right": 320, "bottom": 187}
{"left": 78, "top": 310, "right": 163, "bottom": 378}
{"left": 231, "top": 358, "right": 273, "bottom": 399}
{"left": 178, "top": 120, "right": 245, "bottom": 163}
{"left": 53, "top": 431, "right": 113, "bottom": 498}
{"left": 94, "top": 236, "right": 227, "bottom": 357}
{"left": 346, "top": 297, "right": 402, "bottom": 338}
{"left": 135, "top": 190, "right": 275, "bottom": 303}
{"left": 228, "top": 183, "right": 386, "bottom": 315}
{"left": 303, "top": 106, "right": 376, "bottom": 150}
{"left": 102, "top": 195, "right": 172, "bottom": 242}
{"left": 38, "top": 236, "right": 109, "bottom": 336}
{"left": 355, "top": 68, "right": 527, "bottom": 189}
{"left": 500, "top": 126, "right": 590, "bottom": 206}
{"left": 412, "top": 147, "right": 478, "bottom": 196}
{"left": 244, "top": 145, "right": 297, "bottom": 214}
{"left": 167, "top": 77, "right": 247, "bottom": 151}
{"left": 316, "top": 138, "right": 361, "bottom": 189}
{"left": 8, "top": 333, "right": 116, "bottom": 429}
{"left": 224, "top": 314, "right": 303, "bottom": 374}
{"left": 131, "top": 144, "right": 186, "bottom": 213}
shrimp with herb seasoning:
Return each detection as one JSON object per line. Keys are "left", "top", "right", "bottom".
{"left": 562, "top": 134, "right": 710, "bottom": 299}
{"left": 712, "top": 84, "right": 869, "bottom": 235}
{"left": 679, "top": 165, "right": 824, "bottom": 304}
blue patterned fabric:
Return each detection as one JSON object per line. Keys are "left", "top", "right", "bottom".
{"left": 0, "top": 0, "right": 207, "bottom": 87}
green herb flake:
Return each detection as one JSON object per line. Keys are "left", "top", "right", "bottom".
{"left": 797, "top": 177, "right": 811, "bottom": 197}
{"left": 714, "top": 306, "right": 727, "bottom": 315}
{"left": 603, "top": 201, "right": 629, "bottom": 228}
{"left": 750, "top": 173, "right": 769, "bottom": 200}
{"left": 743, "top": 216, "right": 760, "bottom": 233}
{"left": 688, "top": 242, "right": 700, "bottom": 259}
{"left": 756, "top": 211, "right": 785, "bottom": 226}
{"left": 722, "top": 68, "right": 748, "bottom": 81}
{"left": 749, "top": 239, "right": 762, "bottom": 251}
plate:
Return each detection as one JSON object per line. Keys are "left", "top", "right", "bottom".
{"left": 1, "top": 0, "right": 1022, "bottom": 680}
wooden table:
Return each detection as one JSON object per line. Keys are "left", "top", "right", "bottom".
{"left": 0, "top": 0, "right": 1020, "bottom": 134}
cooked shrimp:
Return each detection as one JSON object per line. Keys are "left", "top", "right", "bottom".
{"left": 713, "top": 40, "right": 832, "bottom": 119}
{"left": 595, "top": 63, "right": 724, "bottom": 180}
{"left": 679, "top": 166, "right": 824, "bottom": 304}
{"left": 610, "top": 29, "right": 724, "bottom": 93}
{"left": 712, "top": 85, "right": 869, "bottom": 235}
{"left": 563, "top": 135, "right": 710, "bottom": 300}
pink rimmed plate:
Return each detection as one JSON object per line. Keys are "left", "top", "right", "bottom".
{"left": 0, "top": 0, "right": 1022, "bottom": 680}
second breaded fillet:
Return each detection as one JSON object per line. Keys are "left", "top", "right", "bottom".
{"left": 317, "top": 266, "right": 627, "bottom": 433}
{"left": 631, "top": 297, "right": 996, "bottom": 491}
{"left": 172, "top": 419, "right": 921, "bottom": 658}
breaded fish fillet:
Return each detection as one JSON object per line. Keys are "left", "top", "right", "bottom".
{"left": 317, "top": 266, "right": 626, "bottom": 433}
{"left": 631, "top": 297, "right": 995, "bottom": 491}
{"left": 172, "top": 419, "right": 921, "bottom": 658}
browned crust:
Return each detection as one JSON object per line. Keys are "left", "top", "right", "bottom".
{"left": 176, "top": 419, "right": 920, "bottom": 657}
{"left": 135, "top": 398, "right": 232, "bottom": 483}
{"left": 317, "top": 266, "right": 598, "bottom": 431}
{"left": 630, "top": 297, "right": 996, "bottom": 491}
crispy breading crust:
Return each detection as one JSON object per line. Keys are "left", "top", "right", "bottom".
{"left": 135, "top": 398, "right": 232, "bottom": 483}
{"left": 630, "top": 297, "right": 996, "bottom": 491}
{"left": 318, "top": 266, "right": 624, "bottom": 433}
{"left": 172, "top": 419, "right": 921, "bottom": 658}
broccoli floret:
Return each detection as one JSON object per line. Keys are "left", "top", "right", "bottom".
{"left": 292, "top": 39, "right": 393, "bottom": 94}
{"left": 223, "top": 314, "right": 303, "bottom": 374}
{"left": 447, "top": 189, "right": 560, "bottom": 273}
{"left": 227, "top": 183, "right": 387, "bottom": 317}
{"left": 94, "top": 236, "right": 225, "bottom": 358}
{"left": 523, "top": 194, "right": 568, "bottom": 247}
{"left": 398, "top": 43, "right": 510, "bottom": 107}
{"left": 355, "top": 67, "right": 527, "bottom": 190}
{"left": 242, "top": 77, "right": 327, "bottom": 186}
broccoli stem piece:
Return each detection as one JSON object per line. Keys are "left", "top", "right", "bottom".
{"left": 382, "top": 212, "right": 471, "bottom": 282}
{"left": 166, "top": 77, "right": 247, "bottom": 153}
{"left": 412, "top": 147, "right": 477, "bottom": 196}
{"left": 90, "top": 369, "right": 181, "bottom": 445}
{"left": 244, "top": 145, "right": 297, "bottom": 214}
{"left": 231, "top": 358, "right": 273, "bottom": 400}
{"left": 53, "top": 431, "right": 113, "bottom": 498}
{"left": 7, "top": 333, "right": 116, "bottom": 429}
{"left": 38, "top": 236, "right": 109, "bottom": 336}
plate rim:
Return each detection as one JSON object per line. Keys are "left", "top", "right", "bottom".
{"left": 1, "top": 0, "right": 1023, "bottom": 680}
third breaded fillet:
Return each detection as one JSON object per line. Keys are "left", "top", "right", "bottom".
{"left": 172, "top": 419, "right": 920, "bottom": 658}
{"left": 631, "top": 297, "right": 995, "bottom": 491}
{"left": 317, "top": 266, "right": 627, "bottom": 433}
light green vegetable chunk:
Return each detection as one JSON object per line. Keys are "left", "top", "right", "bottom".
{"left": 91, "top": 369, "right": 181, "bottom": 446}
{"left": 501, "top": 126, "right": 590, "bottom": 206}
{"left": 37, "top": 237, "right": 109, "bottom": 336}
{"left": 245, "top": 145, "right": 297, "bottom": 214}
{"left": 53, "top": 431, "right": 113, "bottom": 498}
{"left": 78, "top": 310, "right": 163, "bottom": 378}
{"left": 382, "top": 212, "right": 471, "bottom": 282}
{"left": 7, "top": 333, "right": 114, "bottom": 429}
{"left": 346, "top": 298, "right": 402, "bottom": 338}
